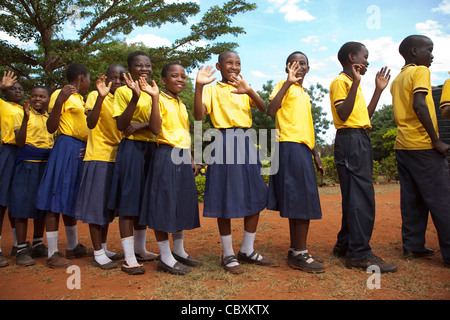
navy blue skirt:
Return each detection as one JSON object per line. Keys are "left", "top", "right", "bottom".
{"left": 108, "top": 139, "right": 156, "bottom": 217}
{"left": 203, "top": 128, "right": 268, "bottom": 219}
{"left": 267, "top": 142, "right": 322, "bottom": 220}
{"left": 9, "top": 161, "right": 47, "bottom": 219}
{"left": 140, "top": 144, "right": 200, "bottom": 233}
{"left": 35, "top": 135, "right": 86, "bottom": 217}
{"left": 75, "top": 161, "right": 116, "bottom": 225}
{"left": 0, "top": 144, "right": 17, "bottom": 207}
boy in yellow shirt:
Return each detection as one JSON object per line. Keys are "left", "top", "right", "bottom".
{"left": 329, "top": 41, "right": 397, "bottom": 273}
{"left": 440, "top": 77, "right": 450, "bottom": 119}
{"left": 391, "top": 35, "right": 450, "bottom": 267}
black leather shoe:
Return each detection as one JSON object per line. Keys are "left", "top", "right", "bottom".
{"left": 172, "top": 252, "right": 202, "bottom": 267}
{"left": 403, "top": 247, "right": 435, "bottom": 259}
{"left": 346, "top": 254, "right": 398, "bottom": 273}
{"left": 157, "top": 260, "right": 191, "bottom": 275}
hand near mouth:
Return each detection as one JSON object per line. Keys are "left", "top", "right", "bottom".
{"left": 229, "top": 74, "right": 251, "bottom": 95}
{"left": 286, "top": 61, "right": 303, "bottom": 85}
{"left": 123, "top": 72, "right": 141, "bottom": 98}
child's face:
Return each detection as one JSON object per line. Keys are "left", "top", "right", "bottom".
{"left": 351, "top": 46, "right": 369, "bottom": 75}
{"left": 30, "top": 88, "right": 49, "bottom": 113}
{"left": 107, "top": 67, "right": 126, "bottom": 94}
{"left": 4, "top": 82, "right": 24, "bottom": 103}
{"left": 287, "top": 53, "right": 310, "bottom": 80}
{"left": 130, "top": 55, "right": 152, "bottom": 81}
{"left": 79, "top": 73, "right": 91, "bottom": 93}
{"left": 162, "top": 64, "right": 186, "bottom": 97}
{"left": 216, "top": 52, "right": 241, "bottom": 83}
{"left": 415, "top": 38, "right": 434, "bottom": 67}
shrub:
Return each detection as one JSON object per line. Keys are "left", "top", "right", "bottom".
{"left": 195, "top": 174, "right": 206, "bottom": 202}
{"left": 380, "top": 153, "right": 398, "bottom": 181}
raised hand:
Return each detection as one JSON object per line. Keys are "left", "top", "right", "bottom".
{"left": 1, "top": 70, "right": 17, "bottom": 90}
{"left": 96, "top": 75, "right": 112, "bottom": 98}
{"left": 351, "top": 64, "right": 365, "bottom": 82}
{"left": 375, "top": 66, "right": 391, "bottom": 91}
{"left": 229, "top": 74, "right": 251, "bottom": 95}
{"left": 23, "top": 99, "right": 30, "bottom": 120}
{"left": 286, "top": 61, "right": 303, "bottom": 84}
{"left": 138, "top": 78, "right": 159, "bottom": 97}
{"left": 123, "top": 72, "right": 140, "bottom": 96}
{"left": 59, "top": 85, "right": 77, "bottom": 101}
{"left": 196, "top": 65, "right": 216, "bottom": 86}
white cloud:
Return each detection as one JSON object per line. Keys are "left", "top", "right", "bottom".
{"left": 432, "top": 0, "right": 450, "bottom": 14}
{"left": 269, "top": 0, "right": 315, "bottom": 22}
{"left": 0, "top": 31, "right": 34, "bottom": 49}
{"left": 251, "top": 70, "right": 272, "bottom": 79}
{"left": 126, "top": 34, "right": 171, "bottom": 48}
{"left": 301, "top": 35, "right": 319, "bottom": 44}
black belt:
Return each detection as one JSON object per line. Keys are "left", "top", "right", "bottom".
{"left": 336, "top": 128, "right": 370, "bottom": 137}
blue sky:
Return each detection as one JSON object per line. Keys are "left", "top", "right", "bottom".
{"left": 124, "top": 0, "right": 450, "bottom": 142}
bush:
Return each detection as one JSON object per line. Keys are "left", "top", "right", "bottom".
{"left": 195, "top": 175, "right": 206, "bottom": 202}
{"left": 380, "top": 153, "right": 398, "bottom": 181}
{"left": 318, "top": 156, "right": 339, "bottom": 185}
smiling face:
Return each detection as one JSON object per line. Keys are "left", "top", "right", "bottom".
{"left": 4, "top": 82, "right": 24, "bottom": 103}
{"left": 350, "top": 45, "right": 369, "bottom": 75}
{"left": 216, "top": 51, "right": 241, "bottom": 83}
{"left": 129, "top": 55, "right": 152, "bottom": 81}
{"left": 286, "top": 53, "right": 310, "bottom": 82}
{"left": 162, "top": 64, "right": 186, "bottom": 98}
{"left": 30, "top": 87, "right": 49, "bottom": 113}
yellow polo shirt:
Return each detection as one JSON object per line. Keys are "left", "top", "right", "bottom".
{"left": 14, "top": 108, "right": 54, "bottom": 151}
{"left": 113, "top": 85, "right": 157, "bottom": 143}
{"left": 158, "top": 92, "right": 191, "bottom": 149}
{"left": 84, "top": 91, "right": 122, "bottom": 162}
{"left": 202, "top": 81, "right": 257, "bottom": 129}
{"left": 0, "top": 100, "right": 23, "bottom": 145}
{"left": 270, "top": 81, "right": 316, "bottom": 150}
{"left": 48, "top": 89, "right": 89, "bottom": 142}
{"left": 329, "top": 73, "right": 371, "bottom": 130}
{"left": 440, "top": 79, "right": 450, "bottom": 110}
{"left": 391, "top": 64, "right": 438, "bottom": 150}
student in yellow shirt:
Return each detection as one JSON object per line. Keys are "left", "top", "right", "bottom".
{"left": 440, "top": 77, "right": 450, "bottom": 119}
{"left": 10, "top": 86, "right": 54, "bottom": 266}
{"left": 391, "top": 35, "right": 450, "bottom": 268}
{"left": 194, "top": 51, "right": 271, "bottom": 274}
{"left": 74, "top": 64, "right": 127, "bottom": 270}
{"left": 0, "top": 71, "right": 23, "bottom": 267}
{"left": 140, "top": 63, "right": 201, "bottom": 275}
{"left": 267, "top": 51, "right": 325, "bottom": 273}
{"left": 108, "top": 51, "right": 160, "bottom": 275}
{"left": 329, "top": 42, "right": 397, "bottom": 273}
{"left": 35, "top": 63, "right": 93, "bottom": 268}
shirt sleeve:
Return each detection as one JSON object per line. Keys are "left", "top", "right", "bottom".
{"left": 269, "top": 81, "right": 284, "bottom": 101}
{"left": 202, "top": 85, "right": 212, "bottom": 115}
{"left": 412, "top": 66, "right": 431, "bottom": 95}
{"left": 85, "top": 91, "right": 99, "bottom": 113}
{"left": 329, "top": 78, "right": 349, "bottom": 108}
{"left": 440, "top": 79, "right": 450, "bottom": 110}
{"left": 14, "top": 112, "right": 24, "bottom": 131}
{"left": 113, "top": 87, "right": 128, "bottom": 118}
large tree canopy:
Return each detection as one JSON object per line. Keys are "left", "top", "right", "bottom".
{"left": 0, "top": 0, "right": 256, "bottom": 90}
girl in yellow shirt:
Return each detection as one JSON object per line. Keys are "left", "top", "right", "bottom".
{"left": 10, "top": 86, "right": 54, "bottom": 266}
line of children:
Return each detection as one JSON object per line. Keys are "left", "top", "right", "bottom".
{"left": 1, "top": 36, "right": 448, "bottom": 274}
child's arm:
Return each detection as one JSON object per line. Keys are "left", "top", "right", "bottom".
{"left": 15, "top": 99, "right": 30, "bottom": 147}
{"left": 335, "top": 64, "right": 364, "bottom": 122}
{"left": 367, "top": 67, "right": 391, "bottom": 118}
{"left": 267, "top": 61, "right": 302, "bottom": 116}
{"left": 194, "top": 66, "right": 216, "bottom": 120}
{"left": 46, "top": 85, "right": 77, "bottom": 134}
{"left": 86, "top": 75, "right": 112, "bottom": 129}
{"left": 442, "top": 106, "right": 450, "bottom": 119}
{"left": 116, "top": 72, "right": 141, "bottom": 132}
{"left": 312, "top": 147, "right": 325, "bottom": 178}
{"left": 0, "top": 71, "right": 17, "bottom": 91}
{"left": 138, "top": 78, "right": 160, "bottom": 136}
{"left": 413, "top": 92, "right": 450, "bottom": 157}
{"left": 229, "top": 74, "right": 266, "bottom": 112}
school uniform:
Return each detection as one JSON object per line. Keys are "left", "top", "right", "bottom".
{"left": 35, "top": 90, "right": 89, "bottom": 217}
{"left": 9, "top": 108, "right": 54, "bottom": 219}
{"left": 440, "top": 79, "right": 450, "bottom": 111}
{"left": 329, "top": 72, "right": 375, "bottom": 259}
{"left": 140, "top": 92, "right": 200, "bottom": 233}
{"left": 107, "top": 85, "right": 157, "bottom": 217}
{"left": 0, "top": 99, "right": 23, "bottom": 207}
{"left": 75, "top": 91, "right": 122, "bottom": 226}
{"left": 267, "top": 81, "right": 322, "bottom": 220}
{"left": 391, "top": 64, "right": 450, "bottom": 263}
{"left": 202, "top": 81, "right": 267, "bottom": 219}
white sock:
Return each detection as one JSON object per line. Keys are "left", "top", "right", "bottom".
{"left": 134, "top": 229, "right": 157, "bottom": 259}
{"left": 101, "top": 243, "right": 116, "bottom": 258}
{"left": 292, "top": 249, "right": 308, "bottom": 257}
{"left": 94, "top": 249, "right": 112, "bottom": 265}
{"left": 172, "top": 231, "right": 188, "bottom": 259}
{"left": 46, "top": 231, "right": 59, "bottom": 258}
{"left": 64, "top": 225, "right": 78, "bottom": 250}
{"left": 121, "top": 236, "right": 139, "bottom": 267}
{"left": 157, "top": 240, "right": 177, "bottom": 267}
{"left": 11, "top": 228, "right": 17, "bottom": 247}
{"left": 240, "top": 231, "right": 262, "bottom": 261}
{"left": 220, "top": 234, "right": 238, "bottom": 267}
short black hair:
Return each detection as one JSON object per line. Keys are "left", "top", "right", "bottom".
{"left": 399, "top": 35, "right": 432, "bottom": 59}
{"left": 106, "top": 63, "right": 126, "bottom": 76}
{"left": 161, "top": 63, "right": 184, "bottom": 78}
{"left": 218, "top": 50, "right": 239, "bottom": 63}
{"left": 127, "top": 51, "right": 150, "bottom": 68}
{"left": 337, "top": 42, "right": 366, "bottom": 67}
{"left": 66, "top": 63, "right": 89, "bottom": 82}
{"left": 31, "top": 85, "right": 51, "bottom": 96}
{"left": 286, "top": 51, "right": 309, "bottom": 66}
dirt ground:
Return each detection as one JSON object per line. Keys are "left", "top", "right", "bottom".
{"left": 0, "top": 183, "right": 449, "bottom": 302}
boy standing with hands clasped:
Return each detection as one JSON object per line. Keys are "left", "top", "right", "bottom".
{"left": 391, "top": 35, "right": 450, "bottom": 268}
{"left": 329, "top": 42, "right": 398, "bottom": 273}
